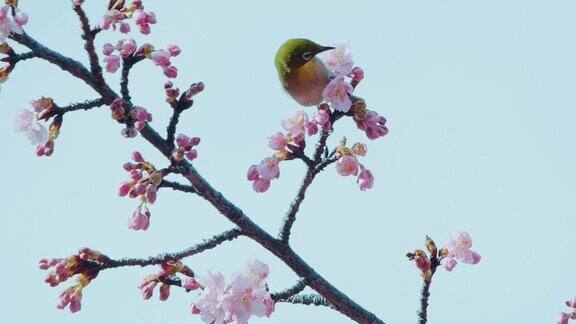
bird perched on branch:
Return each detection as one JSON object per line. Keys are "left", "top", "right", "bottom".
{"left": 274, "top": 38, "right": 334, "bottom": 107}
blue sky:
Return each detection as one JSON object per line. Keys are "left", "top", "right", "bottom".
{"left": 1, "top": 0, "right": 576, "bottom": 323}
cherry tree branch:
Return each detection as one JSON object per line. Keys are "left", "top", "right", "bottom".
{"left": 276, "top": 294, "right": 334, "bottom": 309}
{"left": 9, "top": 28, "right": 385, "bottom": 324}
{"left": 72, "top": 3, "right": 106, "bottom": 91}
{"left": 271, "top": 278, "right": 308, "bottom": 301}
{"left": 418, "top": 257, "right": 440, "bottom": 324}
{"left": 101, "top": 228, "right": 243, "bottom": 269}
{"left": 158, "top": 179, "right": 199, "bottom": 195}
{"left": 57, "top": 98, "right": 107, "bottom": 114}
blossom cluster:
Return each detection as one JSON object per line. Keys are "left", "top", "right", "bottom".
{"left": 39, "top": 248, "right": 108, "bottom": 313}
{"left": 138, "top": 260, "right": 195, "bottom": 302}
{"left": 408, "top": 231, "right": 481, "bottom": 282}
{"left": 100, "top": 0, "right": 156, "bottom": 35}
{"left": 247, "top": 107, "right": 331, "bottom": 193}
{"left": 108, "top": 99, "right": 152, "bottom": 137}
{"left": 335, "top": 138, "right": 375, "bottom": 191}
{"left": 102, "top": 38, "right": 181, "bottom": 78}
{"left": 191, "top": 260, "right": 275, "bottom": 324}
{"left": 118, "top": 151, "right": 163, "bottom": 231}
{"left": 0, "top": 3, "right": 27, "bottom": 44}
{"left": 171, "top": 134, "right": 201, "bottom": 162}
{"left": 558, "top": 298, "right": 576, "bottom": 324}
{"left": 12, "top": 98, "right": 62, "bottom": 156}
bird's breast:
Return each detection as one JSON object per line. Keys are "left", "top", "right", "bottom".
{"left": 284, "top": 58, "right": 331, "bottom": 107}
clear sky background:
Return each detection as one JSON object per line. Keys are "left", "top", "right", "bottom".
{"left": 1, "top": 1, "right": 575, "bottom": 323}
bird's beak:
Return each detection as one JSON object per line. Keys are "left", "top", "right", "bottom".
{"left": 319, "top": 46, "right": 335, "bottom": 54}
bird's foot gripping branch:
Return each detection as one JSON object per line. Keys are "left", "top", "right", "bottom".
{"left": 3, "top": 1, "right": 484, "bottom": 323}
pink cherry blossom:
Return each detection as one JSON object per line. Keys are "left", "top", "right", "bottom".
{"left": 247, "top": 165, "right": 259, "bottom": 181}
{"left": 354, "top": 109, "right": 389, "bottom": 140}
{"left": 281, "top": 111, "right": 308, "bottom": 136}
{"left": 322, "top": 42, "right": 354, "bottom": 76}
{"left": 57, "top": 287, "right": 83, "bottom": 313}
{"left": 244, "top": 259, "right": 269, "bottom": 285}
{"left": 0, "top": 6, "right": 27, "bottom": 43}
{"left": 267, "top": 132, "right": 288, "bottom": 151}
{"left": 256, "top": 157, "right": 279, "bottom": 180}
{"left": 104, "top": 54, "right": 121, "bottom": 73}
{"left": 567, "top": 297, "right": 576, "bottom": 309}
{"left": 151, "top": 49, "right": 171, "bottom": 66}
{"left": 102, "top": 43, "right": 114, "bottom": 55}
{"left": 336, "top": 156, "right": 359, "bottom": 176}
{"left": 159, "top": 283, "right": 170, "bottom": 301}
{"left": 12, "top": 109, "right": 49, "bottom": 146}
{"left": 440, "top": 257, "right": 457, "bottom": 271}
{"left": 349, "top": 67, "right": 365, "bottom": 84}
{"left": 182, "top": 277, "right": 201, "bottom": 291}
{"left": 133, "top": 10, "right": 156, "bottom": 35}
{"left": 322, "top": 77, "right": 353, "bottom": 113}
{"left": 138, "top": 275, "right": 158, "bottom": 300}
{"left": 163, "top": 65, "right": 178, "bottom": 78}
{"left": 100, "top": 9, "right": 127, "bottom": 32}
{"left": 441, "top": 231, "right": 481, "bottom": 271}
{"left": 221, "top": 274, "right": 271, "bottom": 323}
{"left": 357, "top": 169, "right": 374, "bottom": 191}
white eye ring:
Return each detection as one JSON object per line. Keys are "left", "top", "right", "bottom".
{"left": 302, "top": 52, "right": 313, "bottom": 60}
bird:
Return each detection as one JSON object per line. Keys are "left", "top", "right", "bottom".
{"left": 274, "top": 38, "right": 334, "bottom": 107}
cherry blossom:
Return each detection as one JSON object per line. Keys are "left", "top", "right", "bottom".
{"left": 172, "top": 134, "right": 201, "bottom": 162}
{"left": 440, "top": 231, "right": 481, "bottom": 272}
{"left": 321, "top": 42, "right": 354, "bottom": 77}
{"left": 0, "top": 5, "right": 27, "bottom": 44}
{"left": 322, "top": 77, "right": 353, "bottom": 113}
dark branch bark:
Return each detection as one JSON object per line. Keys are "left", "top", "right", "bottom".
{"left": 417, "top": 257, "right": 439, "bottom": 324}
{"left": 0, "top": 51, "right": 37, "bottom": 63}
{"left": 57, "top": 98, "right": 107, "bottom": 114}
{"left": 72, "top": 4, "right": 106, "bottom": 91}
{"left": 159, "top": 179, "right": 198, "bottom": 195}
{"left": 102, "top": 229, "right": 242, "bottom": 269}
{"left": 277, "top": 294, "right": 334, "bottom": 309}
{"left": 271, "top": 278, "right": 308, "bottom": 301}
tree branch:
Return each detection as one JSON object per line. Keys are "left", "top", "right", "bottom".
{"left": 10, "top": 31, "right": 385, "bottom": 324}
{"left": 101, "top": 228, "right": 242, "bottom": 269}
{"left": 158, "top": 179, "right": 198, "bottom": 195}
{"left": 72, "top": 4, "right": 105, "bottom": 90}
{"left": 271, "top": 278, "right": 308, "bottom": 301}
{"left": 56, "top": 98, "right": 107, "bottom": 114}
{"left": 417, "top": 257, "right": 439, "bottom": 324}
{"left": 276, "top": 294, "right": 334, "bottom": 309}
{"left": 0, "top": 51, "right": 37, "bottom": 64}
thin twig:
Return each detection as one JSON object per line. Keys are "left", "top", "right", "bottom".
{"left": 72, "top": 4, "right": 105, "bottom": 87}
{"left": 102, "top": 229, "right": 242, "bottom": 269}
{"left": 159, "top": 179, "right": 199, "bottom": 195}
{"left": 271, "top": 278, "right": 309, "bottom": 301}
{"left": 277, "top": 294, "right": 335, "bottom": 309}
{"left": 57, "top": 98, "right": 107, "bottom": 114}
{"left": 417, "top": 257, "right": 439, "bottom": 324}
{"left": 0, "top": 51, "right": 37, "bottom": 63}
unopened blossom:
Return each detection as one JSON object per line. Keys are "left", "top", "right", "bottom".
{"left": 267, "top": 132, "right": 288, "bottom": 151}
{"left": 357, "top": 169, "right": 374, "bottom": 191}
{"left": 128, "top": 205, "right": 150, "bottom": 231}
{"left": 129, "top": 106, "right": 152, "bottom": 130}
{"left": 322, "top": 77, "right": 353, "bottom": 113}
{"left": 256, "top": 157, "right": 280, "bottom": 180}
{"left": 348, "top": 67, "right": 364, "bottom": 86}
{"left": 353, "top": 108, "right": 389, "bottom": 140}
{"left": 172, "top": 134, "right": 201, "bottom": 162}
{"left": 118, "top": 38, "right": 137, "bottom": 58}
{"left": 252, "top": 178, "right": 271, "bottom": 193}
{"left": 151, "top": 49, "right": 171, "bottom": 66}
{"left": 184, "top": 82, "right": 205, "bottom": 100}
{"left": 558, "top": 298, "right": 576, "bottom": 324}
{"left": 104, "top": 54, "right": 121, "bottom": 73}
{"left": 57, "top": 285, "right": 84, "bottom": 313}
{"left": 133, "top": 9, "right": 156, "bottom": 34}
{"left": 102, "top": 43, "right": 115, "bottom": 55}
{"left": 163, "top": 65, "right": 178, "bottom": 78}
{"left": 281, "top": 111, "right": 308, "bottom": 136}
{"left": 322, "top": 42, "right": 354, "bottom": 76}
{"left": 336, "top": 155, "right": 359, "bottom": 176}
{"left": 168, "top": 44, "right": 181, "bottom": 57}
{"left": 182, "top": 277, "right": 201, "bottom": 291}
{"left": 138, "top": 275, "right": 159, "bottom": 300}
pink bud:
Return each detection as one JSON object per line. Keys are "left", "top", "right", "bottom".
{"left": 336, "top": 156, "right": 359, "bottom": 176}
{"left": 253, "top": 178, "right": 271, "bottom": 193}
{"left": 119, "top": 21, "right": 131, "bottom": 33}
{"left": 146, "top": 185, "right": 157, "bottom": 204}
{"left": 191, "top": 304, "right": 201, "bottom": 315}
{"left": 441, "top": 257, "right": 457, "bottom": 271}
{"left": 306, "top": 122, "right": 318, "bottom": 136}
{"left": 151, "top": 49, "right": 171, "bottom": 66}
{"left": 168, "top": 45, "right": 181, "bottom": 57}
{"left": 163, "top": 65, "right": 178, "bottom": 79}
{"left": 102, "top": 43, "right": 114, "bottom": 55}
{"left": 182, "top": 277, "right": 201, "bottom": 291}
{"left": 117, "top": 182, "right": 132, "bottom": 197}
{"left": 186, "top": 149, "right": 198, "bottom": 161}
{"left": 357, "top": 169, "right": 374, "bottom": 191}
{"left": 132, "top": 151, "right": 144, "bottom": 162}
{"left": 159, "top": 283, "right": 170, "bottom": 301}
{"left": 257, "top": 157, "right": 280, "bottom": 180}
{"left": 247, "top": 165, "right": 259, "bottom": 181}
{"left": 267, "top": 132, "right": 288, "bottom": 151}
{"left": 104, "top": 54, "right": 121, "bottom": 73}
{"left": 14, "top": 11, "right": 28, "bottom": 26}
{"left": 190, "top": 137, "right": 201, "bottom": 146}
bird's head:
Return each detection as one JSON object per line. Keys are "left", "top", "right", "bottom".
{"left": 274, "top": 38, "right": 334, "bottom": 77}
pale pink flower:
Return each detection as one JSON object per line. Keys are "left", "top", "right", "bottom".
{"left": 100, "top": 9, "right": 126, "bottom": 31}
{"left": 267, "top": 132, "right": 288, "bottom": 151}
{"left": 104, "top": 54, "right": 121, "bottom": 73}
{"left": 182, "top": 277, "right": 201, "bottom": 291}
{"left": 336, "top": 156, "right": 359, "bottom": 176}
{"left": 357, "top": 169, "right": 374, "bottom": 191}
{"left": 244, "top": 259, "right": 269, "bottom": 285}
{"left": 168, "top": 44, "right": 181, "bottom": 57}
{"left": 567, "top": 297, "right": 576, "bottom": 309}
{"left": 354, "top": 109, "right": 389, "bottom": 140}
{"left": 221, "top": 273, "right": 272, "bottom": 323}
{"left": 12, "top": 109, "right": 49, "bottom": 146}
{"left": 281, "top": 111, "right": 308, "bottom": 136}
{"left": 14, "top": 11, "right": 28, "bottom": 27}
{"left": 448, "top": 231, "right": 473, "bottom": 250}
{"left": 322, "top": 42, "right": 354, "bottom": 76}
{"left": 256, "top": 157, "right": 279, "bottom": 180}
{"left": 306, "top": 122, "right": 318, "bottom": 136}
{"left": 0, "top": 6, "right": 27, "bottom": 42}
{"left": 128, "top": 206, "right": 150, "bottom": 231}
{"left": 252, "top": 178, "right": 271, "bottom": 193}
{"left": 442, "top": 231, "right": 481, "bottom": 271}
{"left": 194, "top": 272, "right": 227, "bottom": 324}
{"left": 312, "top": 109, "right": 330, "bottom": 127}
{"left": 322, "top": 77, "right": 353, "bottom": 113}
{"left": 133, "top": 10, "right": 156, "bottom": 35}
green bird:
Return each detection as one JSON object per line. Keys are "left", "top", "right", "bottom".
{"left": 274, "top": 38, "right": 334, "bottom": 107}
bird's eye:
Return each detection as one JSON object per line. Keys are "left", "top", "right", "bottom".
{"left": 302, "top": 52, "right": 312, "bottom": 60}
